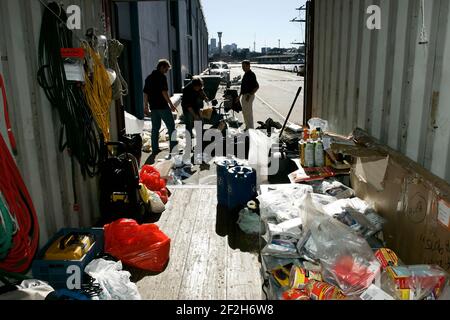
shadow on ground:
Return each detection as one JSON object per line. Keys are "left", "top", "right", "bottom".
{"left": 126, "top": 260, "right": 170, "bottom": 283}
{"left": 215, "top": 205, "right": 261, "bottom": 253}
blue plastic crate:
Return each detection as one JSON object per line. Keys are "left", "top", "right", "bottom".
{"left": 32, "top": 228, "right": 104, "bottom": 290}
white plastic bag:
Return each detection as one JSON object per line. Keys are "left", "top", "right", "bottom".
{"left": 85, "top": 259, "right": 142, "bottom": 300}
{"left": 258, "top": 184, "right": 313, "bottom": 222}
{"left": 149, "top": 191, "right": 165, "bottom": 214}
{"left": 300, "top": 193, "right": 381, "bottom": 296}
{"left": 248, "top": 129, "right": 278, "bottom": 185}
{"left": 0, "top": 280, "right": 54, "bottom": 300}
{"left": 263, "top": 218, "right": 303, "bottom": 243}
{"left": 323, "top": 197, "right": 372, "bottom": 217}
{"left": 308, "top": 118, "right": 329, "bottom": 132}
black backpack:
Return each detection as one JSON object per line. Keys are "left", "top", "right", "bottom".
{"left": 99, "top": 142, "right": 145, "bottom": 223}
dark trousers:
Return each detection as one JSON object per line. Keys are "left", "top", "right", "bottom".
{"left": 183, "top": 110, "right": 202, "bottom": 152}
{"left": 151, "top": 109, "right": 177, "bottom": 153}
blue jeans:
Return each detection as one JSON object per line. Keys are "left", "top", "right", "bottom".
{"left": 151, "top": 109, "right": 177, "bottom": 153}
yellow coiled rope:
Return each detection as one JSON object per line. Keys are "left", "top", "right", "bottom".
{"left": 82, "top": 43, "right": 113, "bottom": 141}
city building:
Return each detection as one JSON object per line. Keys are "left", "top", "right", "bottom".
{"left": 210, "top": 38, "right": 217, "bottom": 54}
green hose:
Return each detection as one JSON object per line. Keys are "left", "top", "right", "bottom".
{"left": 0, "top": 193, "right": 14, "bottom": 260}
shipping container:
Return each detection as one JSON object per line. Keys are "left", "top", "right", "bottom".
{"left": 310, "top": 0, "right": 450, "bottom": 183}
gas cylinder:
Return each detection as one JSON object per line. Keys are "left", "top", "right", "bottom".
{"left": 227, "top": 166, "right": 257, "bottom": 210}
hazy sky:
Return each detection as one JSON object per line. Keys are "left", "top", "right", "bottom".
{"left": 202, "top": 0, "right": 307, "bottom": 51}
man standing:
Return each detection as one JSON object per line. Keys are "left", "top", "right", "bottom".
{"left": 182, "top": 76, "right": 208, "bottom": 153}
{"left": 143, "top": 59, "right": 178, "bottom": 159}
{"left": 239, "top": 60, "right": 259, "bottom": 130}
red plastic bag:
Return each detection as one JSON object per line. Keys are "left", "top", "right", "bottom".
{"left": 140, "top": 165, "right": 170, "bottom": 200}
{"left": 333, "top": 256, "right": 378, "bottom": 290}
{"left": 104, "top": 219, "right": 171, "bottom": 272}
{"left": 140, "top": 165, "right": 162, "bottom": 191}
{"left": 140, "top": 165, "right": 158, "bottom": 176}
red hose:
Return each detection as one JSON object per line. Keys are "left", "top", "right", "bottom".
{"left": 0, "top": 75, "right": 39, "bottom": 273}
{"left": 0, "top": 74, "right": 17, "bottom": 154}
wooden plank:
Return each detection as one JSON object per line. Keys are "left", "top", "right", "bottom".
{"left": 152, "top": 187, "right": 187, "bottom": 231}
{"left": 136, "top": 189, "right": 199, "bottom": 299}
{"left": 226, "top": 244, "right": 262, "bottom": 300}
{"left": 177, "top": 189, "right": 217, "bottom": 299}
{"left": 136, "top": 188, "right": 263, "bottom": 300}
{"left": 154, "top": 188, "right": 204, "bottom": 299}
{"left": 199, "top": 189, "right": 227, "bottom": 300}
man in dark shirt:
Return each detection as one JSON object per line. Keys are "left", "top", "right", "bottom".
{"left": 143, "top": 59, "right": 178, "bottom": 157}
{"left": 182, "top": 77, "right": 208, "bottom": 152}
{"left": 239, "top": 60, "right": 259, "bottom": 129}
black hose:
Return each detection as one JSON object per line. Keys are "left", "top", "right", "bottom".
{"left": 37, "top": 2, "right": 104, "bottom": 179}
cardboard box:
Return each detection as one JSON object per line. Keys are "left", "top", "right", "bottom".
{"left": 333, "top": 129, "right": 450, "bottom": 273}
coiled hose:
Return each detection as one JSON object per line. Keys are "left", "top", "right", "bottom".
{"left": 0, "top": 193, "right": 14, "bottom": 260}
{"left": 37, "top": 2, "right": 103, "bottom": 178}
{"left": 82, "top": 44, "right": 113, "bottom": 142}
{"left": 0, "top": 130, "right": 39, "bottom": 273}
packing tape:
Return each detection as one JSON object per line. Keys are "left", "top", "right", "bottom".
{"left": 247, "top": 200, "right": 257, "bottom": 210}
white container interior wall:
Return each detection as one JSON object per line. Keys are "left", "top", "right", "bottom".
{"left": 0, "top": 0, "right": 108, "bottom": 246}
{"left": 312, "top": 0, "right": 450, "bottom": 183}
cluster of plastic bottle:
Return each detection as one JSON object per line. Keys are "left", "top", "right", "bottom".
{"left": 299, "top": 127, "right": 325, "bottom": 168}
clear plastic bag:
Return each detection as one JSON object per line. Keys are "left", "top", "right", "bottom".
{"left": 300, "top": 193, "right": 381, "bottom": 296}
{"left": 438, "top": 283, "right": 450, "bottom": 300}
{"left": 311, "top": 193, "right": 338, "bottom": 206}
{"left": 261, "top": 239, "right": 300, "bottom": 258}
{"left": 320, "top": 180, "right": 355, "bottom": 199}
{"left": 323, "top": 198, "right": 386, "bottom": 238}
{"left": 380, "top": 265, "right": 449, "bottom": 300}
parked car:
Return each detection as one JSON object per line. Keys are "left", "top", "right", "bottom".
{"left": 208, "top": 61, "right": 231, "bottom": 83}
{"left": 293, "top": 64, "right": 305, "bottom": 77}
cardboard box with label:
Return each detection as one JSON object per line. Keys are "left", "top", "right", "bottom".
{"left": 331, "top": 129, "right": 450, "bottom": 273}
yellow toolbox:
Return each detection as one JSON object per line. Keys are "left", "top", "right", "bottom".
{"left": 44, "top": 233, "right": 95, "bottom": 261}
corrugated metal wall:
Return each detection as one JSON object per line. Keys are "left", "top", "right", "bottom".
{"left": 0, "top": 0, "right": 107, "bottom": 246}
{"left": 138, "top": 1, "right": 171, "bottom": 88}
{"left": 312, "top": 0, "right": 450, "bottom": 183}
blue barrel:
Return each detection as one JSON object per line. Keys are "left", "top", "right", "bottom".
{"left": 227, "top": 166, "right": 257, "bottom": 210}
{"left": 216, "top": 159, "right": 241, "bottom": 206}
